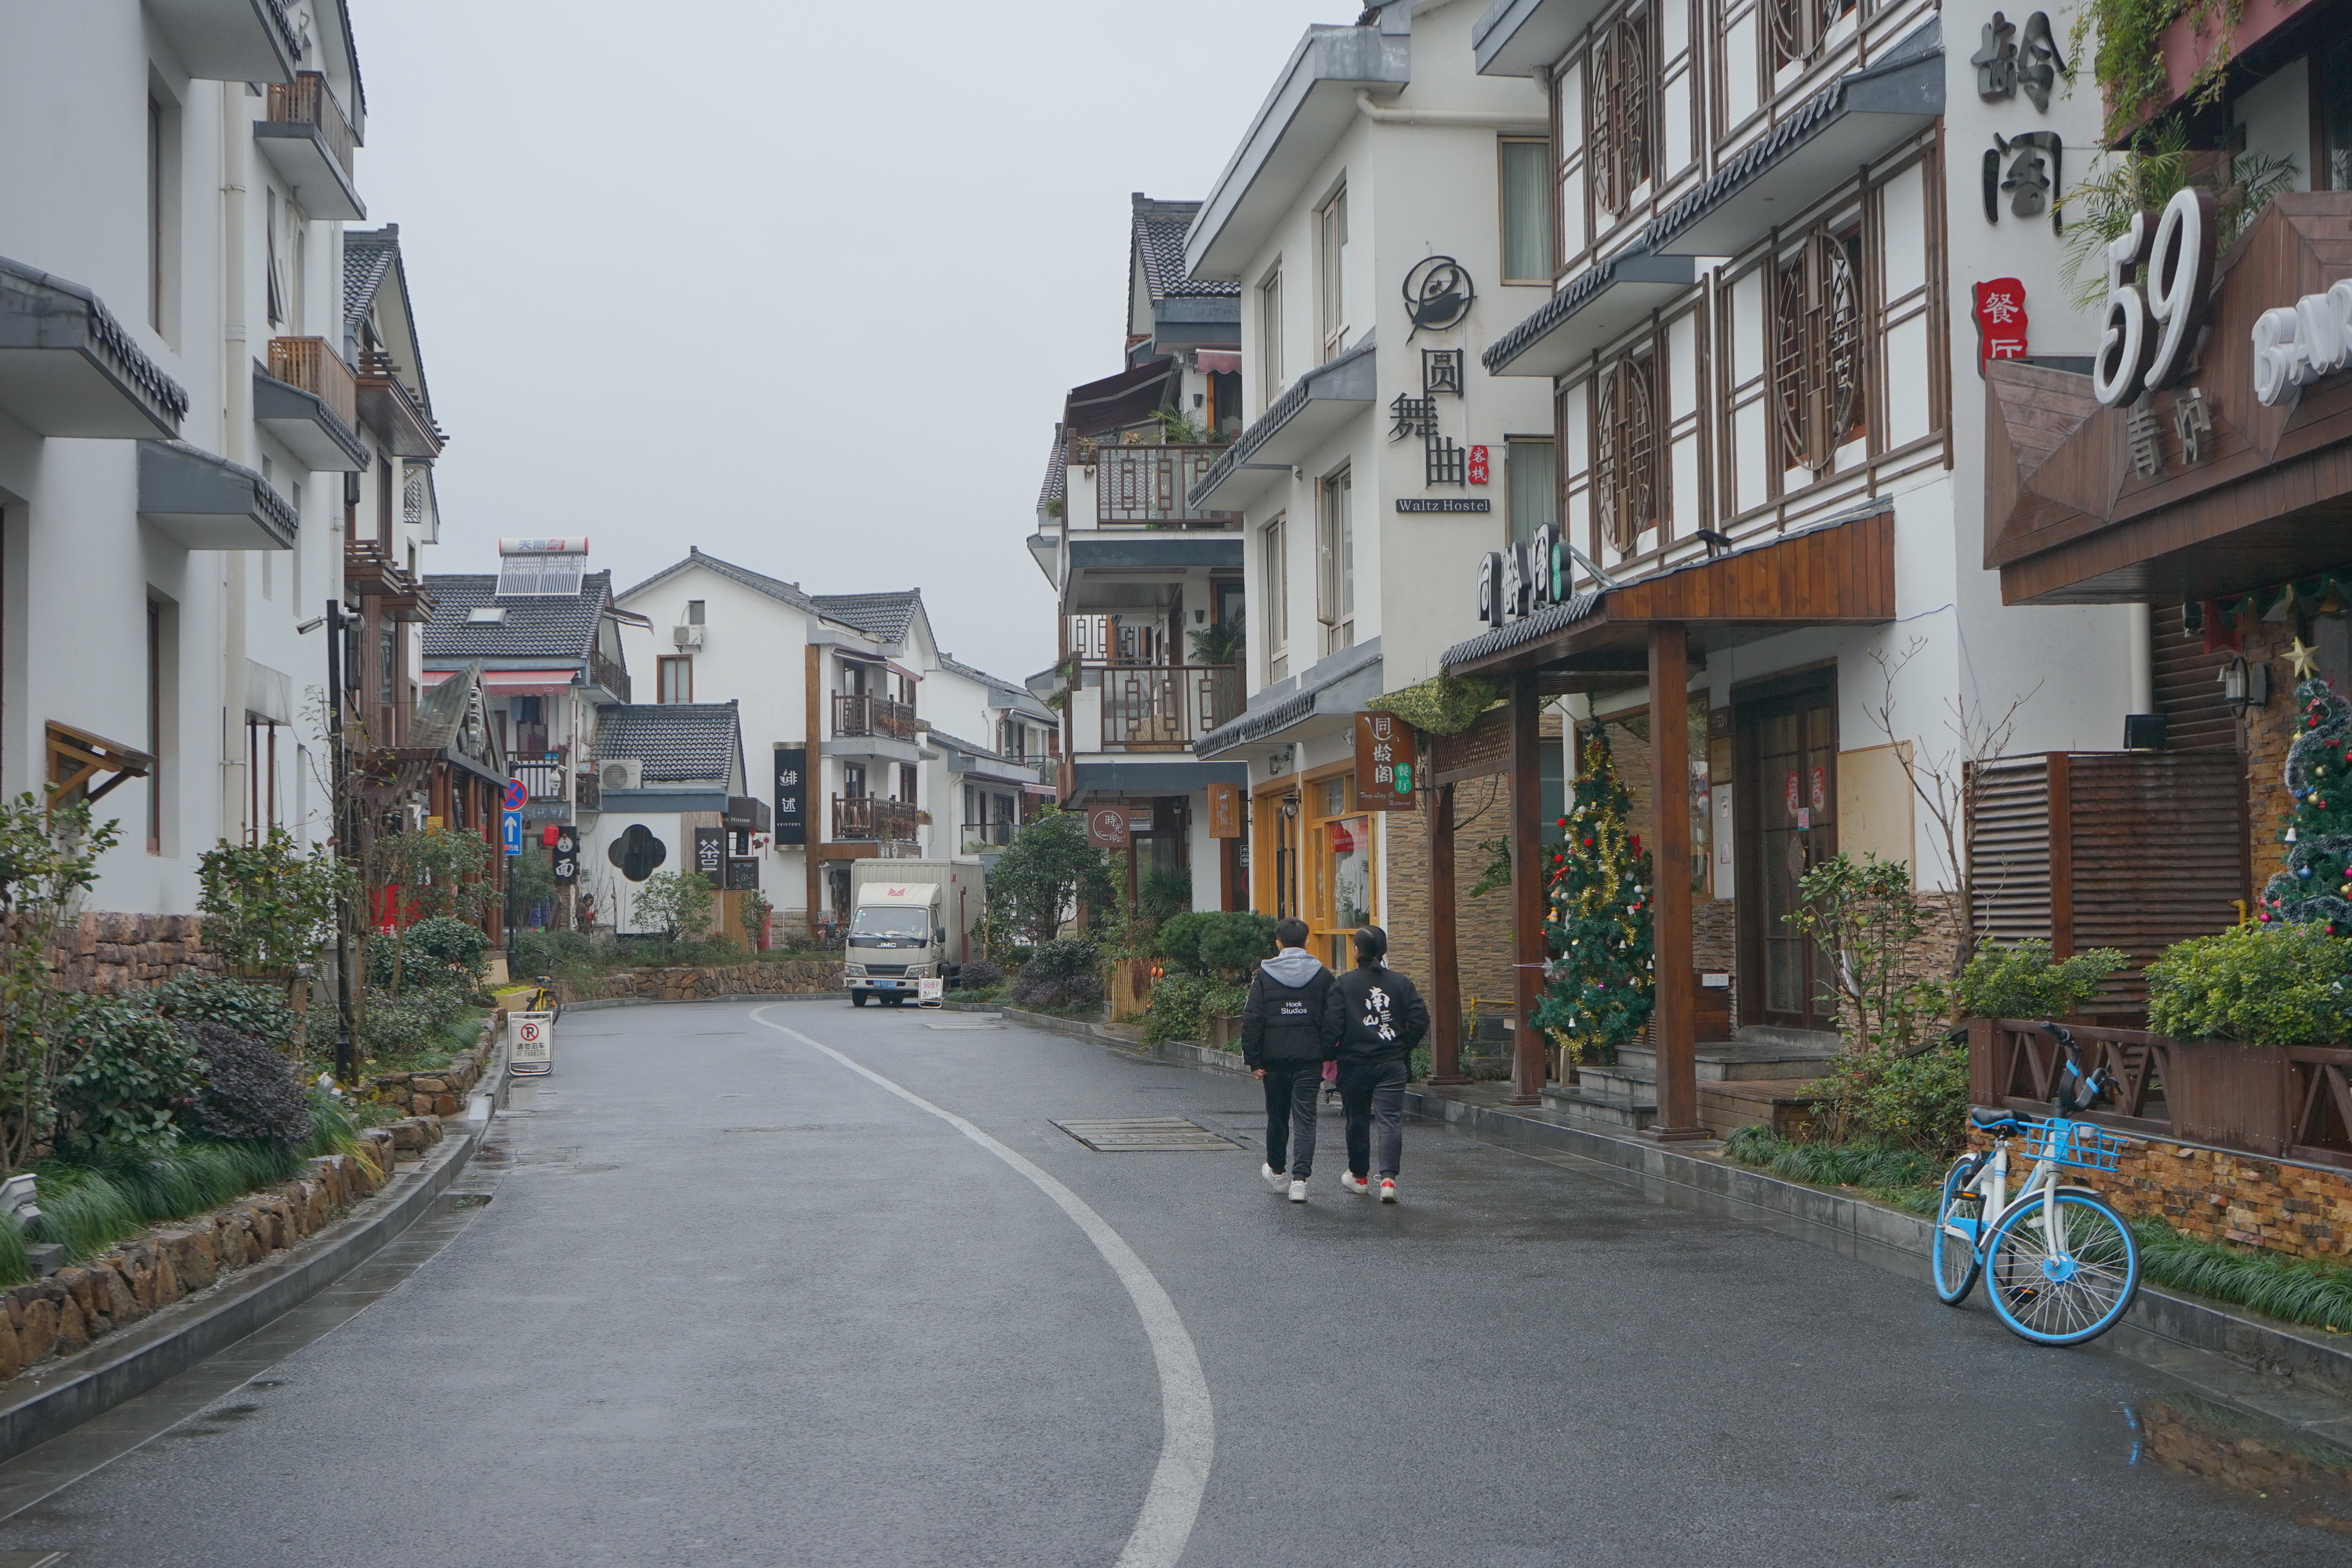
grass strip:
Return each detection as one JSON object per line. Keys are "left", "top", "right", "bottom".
{"left": 2132, "top": 1218, "right": 2352, "bottom": 1334}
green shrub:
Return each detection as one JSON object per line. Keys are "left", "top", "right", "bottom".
{"left": 1951, "top": 940, "right": 2130, "bottom": 1021}
{"left": 1155, "top": 912, "right": 1211, "bottom": 973}
{"left": 1140, "top": 974, "right": 1250, "bottom": 1044}
{"left": 1823, "top": 1040, "right": 1973, "bottom": 1152}
{"left": 49, "top": 993, "right": 202, "bottom": 1160}
{"left": 2144, "top": 923, "right": 2352, "bottom": 1044}
{"left": 358, "top": 985, "right": 477, "bottom": 1066}
{"left": 954, "top": 959, "right": 1006, "bottom": 991}
{"left": 180, "top": 1023, "right": 310, "bottom": 1145}
{"left": 368, "top": 916, "right": 489, "bottom": 991}
{"left": 1195, "top": 911, "right": 1278, "bottom": 978}
{"left": 1010, "top": 937, "right": 1103, "bottom": 1013}
{"left": 152, "top": 976, "right": 305, "bottom": 1058}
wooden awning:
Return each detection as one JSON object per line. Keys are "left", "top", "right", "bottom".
{"left": 1441, "top": 503, "right": 1896, "bottom": 678}
{"left": 1987, "top": 194, "right": 2352, "bottom": 605}
{"left": 46, "top": 721, "right": 153, "bottom": 804}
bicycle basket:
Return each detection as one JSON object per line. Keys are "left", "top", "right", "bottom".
{"left": 2017, "top": 1116, "right": 2129, "bottom": 1173}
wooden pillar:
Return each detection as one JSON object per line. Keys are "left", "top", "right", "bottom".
{"left": 1427, "top": 777, "right": 1466, "bottom": 1084}
{"left": 804, "top": 644, "right": 822, "bottom": 945}
{"left": 1508, "top": 672, "right": 1546, "bottom": 1106}
{"left": 1647, "top": 622, "right": 1708, "bottom": 1140}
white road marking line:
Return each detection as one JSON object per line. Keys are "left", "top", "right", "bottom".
{"left": 753, "top": 1009, "right": 1214, "bottom": 1568}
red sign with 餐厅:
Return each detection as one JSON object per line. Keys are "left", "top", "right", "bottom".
{"left": 1973, "top": 278, "right": 2027, "bottom": 371}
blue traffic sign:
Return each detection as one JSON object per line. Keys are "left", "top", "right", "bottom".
{"left": 502, "top": 810, "right": 524, "bottom": 856}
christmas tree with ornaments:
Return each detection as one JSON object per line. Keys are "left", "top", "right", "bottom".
{"left": 2259, "top": 676, "right": 2352, "bottom": 935}
{"left": 1532, "top": 722, "right": 1655, "bottom": 1062}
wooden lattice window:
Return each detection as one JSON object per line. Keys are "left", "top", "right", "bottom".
{"left": 1768, "top": 0, "right": 1860, "bottom": 71}
{"left": 1773, "top": 226, "right": 1866, "bottom": 474}
{"left": 1588, "top": 11, "right": 1652, "bottom": 218}
{"left": 1592, "top": 354, "right": 1660, "bottom": 554}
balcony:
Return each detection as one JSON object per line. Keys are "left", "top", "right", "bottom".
{"left": 575, "top": 767, "right": 601, "bottom": 814}
{"left": 255, "top": 336, "right": 366, "bottom": 470}
{"left": 138, "top": 441, "right": 296, "bottom": 550}
{"left": 1093, "top": 445, "right": 1239, "bottom": 528}
{"left": 833, "top": 693, "right": 917, "bottom": 743}
{"left": 833, "top": 796, "right": 918, "bottom": 844}
{"left": 512, "top": 753, "right": 569, "bottom": 804}
{"left": 1076, "top": 664, "right": 1244, "bottom": 753}
{"left": 588, "top": 646, "right": 630, "bottom": 703}
{"left": 960, "top": 819, "right": 1018, "bottom": 855}
{"left": 256, "top": 73, "right": 365, "bottom": 221}
{"left": 148, "top": 0, "right": 301, "bottom": 85}
{"left": 0, "top": 258, "right": 187, "bottom": 439}
{"left": 345, "top": 539, "right": 434, "bottom": 622}
{"left": 355, "top": 350, "right": 445, "bottom": 459}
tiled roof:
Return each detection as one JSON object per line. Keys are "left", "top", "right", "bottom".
{"left": 593, "top": 702, "right": 742, "bottom": 784}
{"left": 619, "top": 546, "right": 817, "bottom": 614}
{"left": 809, "top": 590, "right": 923, "bottom": 643}
{"left": 1038, "top": 422, "right": 1066, "bottom": 509}
{"left": 935, "top": 653, "right": 1057, "bottom": 719}
{"left": 343, "top": 227, "right": 398, "bottom": 336}
{"left": 1132, "top": 195, "right": 1238, "bottom": 300}
{"left": 421, "top": 572, "right": 612, "bottom": 662}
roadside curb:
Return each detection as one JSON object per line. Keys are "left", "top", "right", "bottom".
{"left": 997, "top": 1008, "right": 2352, "bottom": 1419}
{"left": 0, "top": 1122, "right": 486, "bottom": 1463}
{"left": 559, "top": 992, "right": 847, "bottom": 1013}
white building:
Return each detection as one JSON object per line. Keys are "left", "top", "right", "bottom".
{"left": 0, "top": 1, "right": 455, "bottom": 922}
{"left": 615, "top": 550, "right": 1048, "bottom": 940}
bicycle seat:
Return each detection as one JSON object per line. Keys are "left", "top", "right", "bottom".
{"left": 1969, "top": 1108, "right": 2025, "bottom": 1134}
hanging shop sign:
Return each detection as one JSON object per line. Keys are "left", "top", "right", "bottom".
{"left": 724, "top": 857, "right": 760, "bottom": 891}
{"left": 1086, "top": 805, "right": 1131, "bottom": 849}
{"left": 1972, "top": 278, "right": 2027, "bottom": 369}
{"left": 1467, "top": 445, "right": 1490, "bottom": 485}
{"left": 551, "top": 825, "right": 579, "bottom": 885}
{"left": 1354, "top": 713, "right": 1418, "bottom": 811}
{"left": 1403, "top": 256, "right": 1474, "bottom": 335}
{"left": 1207, "top": 782, "right": 1242, "bottom": 838}
{"left": 772, "top": 746, "right": 807, "bottom": 846}
{"left": 2091, "top": 185, "right": 2217, "bottom": 409}
{"left": 694, "top": 826, "right": 725, "bottom": 881}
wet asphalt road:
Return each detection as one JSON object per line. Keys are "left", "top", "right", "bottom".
{"left": 0, "top": 1000, "right": 2347, "bottom": 1566}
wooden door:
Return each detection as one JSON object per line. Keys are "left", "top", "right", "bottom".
{"left": 1738, "top": 679, "right": 1838, "bottom": 1031}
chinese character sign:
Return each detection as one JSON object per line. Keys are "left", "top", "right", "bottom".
{"left": 1207, "top": 782, "right": 1242, "bottom": 839}
{"left": 694, "top": 827, "right": 726, "bottom": 881}
{"left": 552, "top": 825, "right": 579, "bottom": 885}
{"left": 773, "top": 746, "right": 807, "bottom": 846}
{"left": 1974, "top": 10, "right": 2070, "bottom": 111}
{"left": 1983, "top": 131, "right": 2063, "bottom": 232}
{"left": 1086, "top": 807, "right": 1131, "bottom": 849}
{"left": 1972, "top": 278, "right": 2028, "bottom": 368}
{"left": 1354, "top": 713, "right": 1418, "bottom": 811}
{"left": 1467, "top": 445, "right": 1490, "bottom": 485}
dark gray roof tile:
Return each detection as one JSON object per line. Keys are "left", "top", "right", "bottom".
{"left": 421, "top": 572, "right": 612, "bottom": 662}
{"left": 593, "top": 702, "right": 742, "bottom": 784}
{"left": 1133, "top": 195, "right": 1239, "bottom": 300}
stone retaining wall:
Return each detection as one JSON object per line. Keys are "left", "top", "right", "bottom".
{"left": 0, "top": 1121, "right": 448, "bottom": 1382}
{"left": 365, "top": 1043, "right": 488, "bottom": 1120}
{"left": 561, "top": 959, "right": 840, "bottom": 1004}
{"left": 53, "top": 913, "right": 223, "bottom": 994}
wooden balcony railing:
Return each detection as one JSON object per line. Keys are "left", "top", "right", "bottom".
{"left": 344, "top": 539, "right": 433, "bottom": 621}
{"left": 265, "top": 336, "right": 358, "bottom": 430}
{"left": 589, "top": 647, "right": 630, "bottom": 703}
{"left": 512, "top": 753, "right": 568, "bottom": 803}
{"left": 832, "top": 795, "right": 917, "bottom": 843}
{"left": 1970, "top": 1018, "right": 2352, "bottom": 1172}
{"left": 265, "top": 71, "right": 358, "bottom": 177}
{"left": 355, "top": 349, "right": 445, "bottom": 458}
{"left": 833, "top": 693, "right": 917, "bottom": 743}
{"left": 1094, "top": 445, "right": 1240, "bottom": 527}
{"left": 1086, "top": 664, "right": 1243, "bottom": 752}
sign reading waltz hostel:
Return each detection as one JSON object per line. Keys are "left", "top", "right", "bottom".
{"left": 1354, "top": 714, "right": 1417, "bottom": 811}
{"left": 773, "top": 747, "right": 807, "bottom": 847}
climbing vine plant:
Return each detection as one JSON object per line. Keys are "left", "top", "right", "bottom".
{"left": 2069, "top": 0, "right": 2245, "bottom": 143}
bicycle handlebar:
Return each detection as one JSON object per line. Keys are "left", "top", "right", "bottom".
{"left": 2035, "top": 1019, "right": 2114, "bottom": 1114}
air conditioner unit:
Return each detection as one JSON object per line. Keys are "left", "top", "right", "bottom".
{"left": 601, "top": 759, "right": 642, "bottom": 791}
{"left": 673, "top": 625, "right": 705, "bottom": 648}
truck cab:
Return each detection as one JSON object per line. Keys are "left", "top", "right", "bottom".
{"left": 844, "top": 881, "right": 944, "bottom": 1007}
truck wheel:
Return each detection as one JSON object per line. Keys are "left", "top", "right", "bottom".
{"left": 850, "top": 992, "right": 869, "bottom": 1008}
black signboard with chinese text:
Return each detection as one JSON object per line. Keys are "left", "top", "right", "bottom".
{"left": 724, "top": 857, "right": 760, "bottom": 891}
{"left": 774, "top": 746, "right": 808, "bottom": 846}
{"left": 551, "top": 826, "right": 579, "bottom": 885}
{"left": 694, "top": 827, "right": 725, "bottom": 882}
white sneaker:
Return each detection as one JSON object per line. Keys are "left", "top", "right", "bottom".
{"left": 1261, "top": 1163, "right": 1287, "bottom": 1190}
{"left": 1379, "top": 1178, "right": 1398, "bottom": 1203}
{"left": 1287, "top": 1179, "right": 1308, "bottom": 1203}
{"left": 1341, "top": 1172, "right": 1369, "bottom": 1196}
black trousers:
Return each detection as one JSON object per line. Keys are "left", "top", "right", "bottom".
{"left": 1339, "top": 1058, "right": 1409, "bottom": 1179}
{"left": 1260, "top": 1060, "right": 1323, "bottom": 1176}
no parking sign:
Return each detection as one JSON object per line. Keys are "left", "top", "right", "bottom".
{"left": 509, "top": 1010, "right": 554, "bottom": 1076}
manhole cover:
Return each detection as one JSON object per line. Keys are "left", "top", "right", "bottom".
{"left": 1052, "top": 1117, "right": 1240, "bottom": 1152}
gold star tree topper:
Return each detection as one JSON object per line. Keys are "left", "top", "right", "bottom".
{"left": 2286, "top": 637, "right": 2321, "bottom": 679}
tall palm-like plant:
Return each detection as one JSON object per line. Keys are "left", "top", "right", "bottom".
{"left": 2058, "top": 120, "right": 2301, "bottom": 309}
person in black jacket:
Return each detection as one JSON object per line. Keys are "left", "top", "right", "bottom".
{"left": 1321, "top": 925, "right": 1429, "bottom": 1203}
{"left": 1240, "top": 916, "right": 1334, "bottom": 1203}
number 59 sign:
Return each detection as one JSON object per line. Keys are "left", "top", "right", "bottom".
{"left": 2092, "top": 185, "right": 2216, "bottom": 409}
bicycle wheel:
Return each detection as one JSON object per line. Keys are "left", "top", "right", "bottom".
{"left": 1931, "top": 1155, "right": 1985, "bottom": 1305}
{"left": 1985, "top": 1192, "right": 2141, "bottom": 1346}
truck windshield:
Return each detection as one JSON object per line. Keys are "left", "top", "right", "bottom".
{"left": 850, "top": 907, "right": 931, "bottom": 940}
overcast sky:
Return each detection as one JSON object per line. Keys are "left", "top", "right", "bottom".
{"left": 358, "top": 0, "right": 1343, "bottom": 685}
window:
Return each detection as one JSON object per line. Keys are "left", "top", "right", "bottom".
{"left": 146, "top": 93, "right": 180, "bottom": 339}
{"left": 1500, "top": 138, "right": 1555, "bottom": 282}
{"left": 265, "top": 189, "right": 285, "bottom": 329}
{"left": 1773, "top": 225, "right": 1867, "bottom": 474}
{"left": 1506, "top": 437, "right": 1559, "bottom": 546}
{"left": 1258, "top": 265, "right": 1285, "bottom": 405}
{"left": 1319, "top": 186, "right": 1350, "bottom": 362}
{"left": 1588, "top": 13, "right": 1653, "bottom": 220}
{"left": 686, "top": 600, "right": 706, "bottom": 625}
{"left": 1316, "top": 469, "right": 1354, "bottom": 655}
{"left": 657, "top": 655, "right": 693, "bottom": 704}
{"left": 897, "top": 763, "right": 918, "bottom": 801}
{"left": 245, "top": 718, "right": 281, "bottom": 842}
{"left": 147, "top": 599, "right": 163, "bottom": 852}
{"left": 1592, "top": 354, "right": 1660, "bottom": 555}
{"left": 1769, "top": 0, "right": 1859, "bottom": 74}
{"left": 844, "top": 763, "right": 867, "bottom": 798}
{"left": 1261, "top": 515, "right": 1290, "bottom": 684}
{"left": 1305, "top": 771, "right": 1376, "bottom": 969}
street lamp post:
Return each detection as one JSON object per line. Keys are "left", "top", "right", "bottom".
{"left": 324, "top": 595, "right": 356, "bottom": 1083}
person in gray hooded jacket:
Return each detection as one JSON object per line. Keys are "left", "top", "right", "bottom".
{"left": 1240, "top": 916, "right": 1334, "bottom": 1203}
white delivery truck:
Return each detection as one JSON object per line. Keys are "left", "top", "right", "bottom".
{"left": 844, "top": 859, "right": 989, "bottom": 1007}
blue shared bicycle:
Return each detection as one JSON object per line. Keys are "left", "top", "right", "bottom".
{"left": 1932, "top": 1022, "right": 2143, "bottom": 1346}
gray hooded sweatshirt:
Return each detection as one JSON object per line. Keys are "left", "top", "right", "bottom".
{"left": 1240, "top": 948, "right": 1335, "bottom": 1069}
